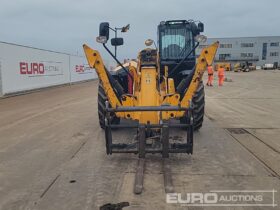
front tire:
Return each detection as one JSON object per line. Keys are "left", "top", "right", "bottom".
{"left": 180, "top": 82, "right": 205, "bottom": 131}
{"left": 98, "top": 83, "right": 120, "bottom": 129}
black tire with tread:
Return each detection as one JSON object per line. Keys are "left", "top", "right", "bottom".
{"left": 98, "top": 83, "right": 120, "bottom": 129}
{"left": 180, "top": 82, "right": 205, "bottom": 131}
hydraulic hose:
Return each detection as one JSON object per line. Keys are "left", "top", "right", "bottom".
{"left": 103, "top": 44, "right": 134, "bottom": 82}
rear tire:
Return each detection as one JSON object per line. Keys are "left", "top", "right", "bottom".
{"left": 180, "top": 82, "right": 205, "bottom": 131}
{"left": 98, "top": 83, "right": 120, "bottom": 129}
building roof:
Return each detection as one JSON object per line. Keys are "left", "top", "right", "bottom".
{"left": 208, "top": 36, "right": 280, "bottom": 40}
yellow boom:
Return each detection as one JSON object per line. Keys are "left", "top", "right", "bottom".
{"left": 83, "top": 42, "right": 219, "bottom": 124}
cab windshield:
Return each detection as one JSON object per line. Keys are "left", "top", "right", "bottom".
{"left": 160, "top": 28, "right": 193, "bottom": 60}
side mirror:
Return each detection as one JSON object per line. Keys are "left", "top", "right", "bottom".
{"left": 99, "top": 22, "right": 110, "bottom": 42}
{"left": 111, "top": 38, "right": 124, "bottom": 46}
{"left": 191, "top": 22, "right": 199, "bottom": 36}
{"left": 198, "top": 22, "right": 204, "bottom": 33}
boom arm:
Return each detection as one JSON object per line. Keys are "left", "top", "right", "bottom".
{"left": 180, "top": 41, "right": 219, "bottom": 108}
{"left": 83, "top": 44, "right": 122, "bottom": 108}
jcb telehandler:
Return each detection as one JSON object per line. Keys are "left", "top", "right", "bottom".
{"left": 83, "top": 20, "right": 218, "bottom": 194}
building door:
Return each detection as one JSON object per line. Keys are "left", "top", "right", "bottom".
{"left": 262, "top": 43, "right": 267, "bottom": 60}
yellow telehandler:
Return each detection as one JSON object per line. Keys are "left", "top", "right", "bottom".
{"left": 83, "top": 20, "right": 218, "bottom": 194}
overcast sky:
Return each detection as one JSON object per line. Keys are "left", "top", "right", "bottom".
{"left": 0, "top": 0, "right": 279, "bottom": 61}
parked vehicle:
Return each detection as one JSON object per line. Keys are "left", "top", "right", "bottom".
{"left": 262, "top": 63, "right": 274, "bottom": 70}
{"left": 234, "top": 62, "right": 256, "bottom": 72}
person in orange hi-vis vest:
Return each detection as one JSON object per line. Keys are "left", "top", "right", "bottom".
{"left": 218, "top": 65, "right": 225, "bottom": 86}
{"left": 207, "top": 65, "right": 214, "bottom": 86}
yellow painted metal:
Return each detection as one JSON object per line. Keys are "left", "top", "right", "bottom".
{"left": 128, "top": 64, "right": 138, "bottom": 93}
{"left": 83, "top": 44, "right": 122, "bottom": 112}
{"left": 164, "top": 66, "right": 168, "bottom": 77}
{"left": 167, "top": 78, "right": 175, "bottom": 94}
{"left": 161, "top": 93, "right": 180, "bottom": 120}
{"left": 163, "top": 66, "right": 169, "bottom": 94}
{"left": 138, "top": 67, "right": 160, "bottom": 124}
{"left": 178, "top": 42, "right": 219, "bottom": 116}
{"left": 83, "top": 41, "right": 218, "bottom": 124}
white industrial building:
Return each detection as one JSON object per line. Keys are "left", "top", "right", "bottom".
{"left": 198, "top": 36, "right": 280, "bottom": 67}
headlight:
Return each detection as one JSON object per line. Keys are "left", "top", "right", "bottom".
{"left": 96, "top": 36, "right": 108, "bottom": 44}
{"left": 145, "top": 39, "right": 154, "bottom": 47}
{"left": 195, "top": 35, "right": 207, "bottom": 43}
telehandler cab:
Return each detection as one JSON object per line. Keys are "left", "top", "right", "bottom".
{"left": 83, "top": 20, "right": 218, "bottom": 194}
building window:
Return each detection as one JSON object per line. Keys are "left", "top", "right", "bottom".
{"left": 270, "top": 52, "right": 279, "bottom": 56}
{"left": 270, "top": 42, "right": 279, "bottom": 47}
{"left": 220, "top": 44, "right": 232, "bottom": 48}
{"left": 262, "top": 43, "right": 267, "bottom": 60}
{"left": 198, "top": 44, "right": 208, "bottom": 49}
{"left": 241, "top": 43, "right": 254, "bottom": 48}
{"left": 219, "top": 54, "right": 231, "bottom": 60}
{"left": 241, "top": 53, "right": 253, "bottom": 58}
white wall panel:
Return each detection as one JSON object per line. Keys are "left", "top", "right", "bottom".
{"left": 0, "top": 42, "right": 69, "bottom": 94}
{"left": 0, "top": 42, "right": 96, "bottom": 96}
{"left": 69, "top": 55, "right": 97, "bottom": 83}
